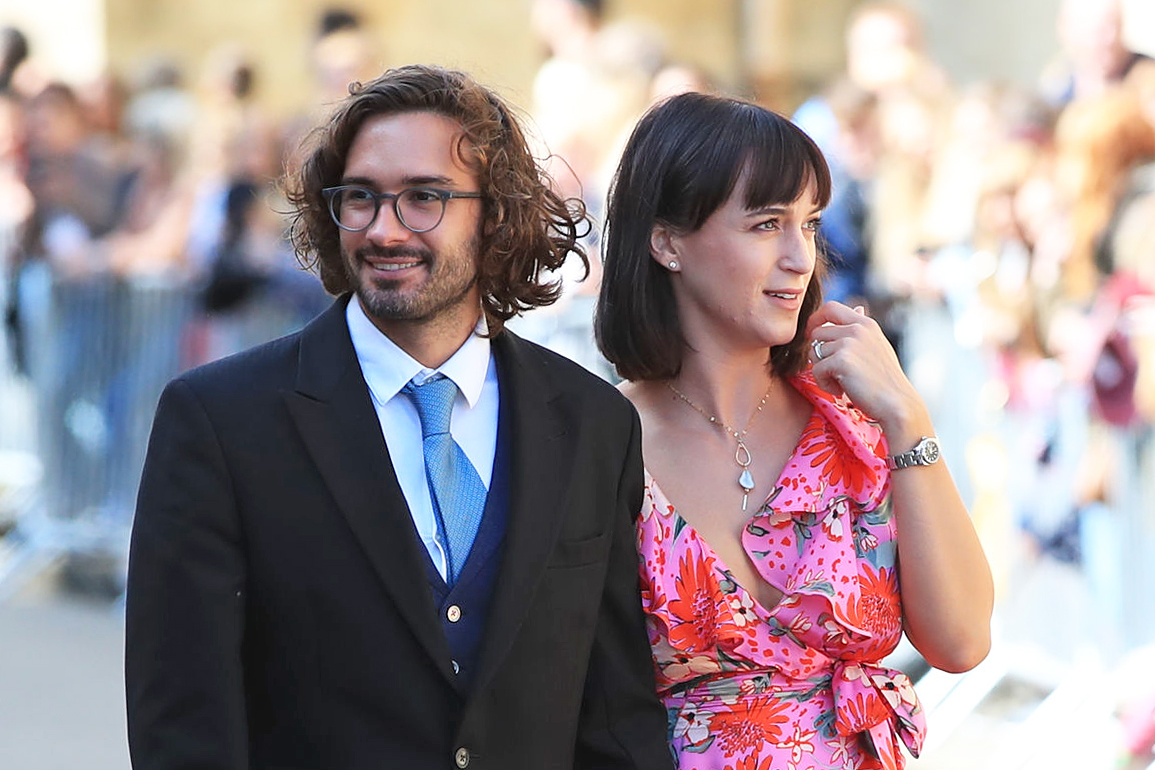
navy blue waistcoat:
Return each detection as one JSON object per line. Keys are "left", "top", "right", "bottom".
{"left": 422, "top": 399, "right": 510, "bottom": 692}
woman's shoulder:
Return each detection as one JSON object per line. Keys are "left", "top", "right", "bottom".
{"left": 616, "top": 378, "right": 668, "bottom": 430}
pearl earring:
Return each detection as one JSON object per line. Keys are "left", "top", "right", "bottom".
{"left": 668, "top": 261, "right": 678, "bottom": 270}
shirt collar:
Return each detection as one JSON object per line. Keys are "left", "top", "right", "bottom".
{"left": 346, "top": 294, "right": 491, "bottom": 408}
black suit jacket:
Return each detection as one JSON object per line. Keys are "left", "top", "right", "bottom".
{"left": 124, "top": 296, "right": 672, "bottom": 770}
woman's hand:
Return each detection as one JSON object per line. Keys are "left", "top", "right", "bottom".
{"left": 805, "top": 301, "right": 931, "bottom": 447}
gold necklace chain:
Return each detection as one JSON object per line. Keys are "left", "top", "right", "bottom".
{"left": 666, "top": 381, "right": 773, "bottom": 511}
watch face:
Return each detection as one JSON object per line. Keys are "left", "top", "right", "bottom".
{"left": 919, "top": 439, "right": 941, "bottom": 465}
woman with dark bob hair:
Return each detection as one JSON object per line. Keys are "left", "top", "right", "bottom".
{"left": 596, "top": 92, "right": 992, "bottom": 769}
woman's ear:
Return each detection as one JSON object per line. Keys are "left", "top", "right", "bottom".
{"left": 650, "top": 224, "right": 681, "bottom": 271}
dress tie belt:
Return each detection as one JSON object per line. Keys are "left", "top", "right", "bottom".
{"left": 831, "top": 660, "right": 926, "bottom": 770}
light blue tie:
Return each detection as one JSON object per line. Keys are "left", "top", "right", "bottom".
{"left": 403, "top": 375, "right": 486, "bottom": 584}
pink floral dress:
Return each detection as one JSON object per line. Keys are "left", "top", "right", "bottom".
{"left": 637, "top": 372, "right": 926, "bottom": 770}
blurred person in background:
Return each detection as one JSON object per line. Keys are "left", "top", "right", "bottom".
{"left": 803, "top": 79, "right": 879, "bottom": 307}
{"left": 530, "top": 0, "right": 673, "bottom": 224}
{"left": 21, "top": 82, "right": 126, "bottom": 276}
{"left": 1051, "top": 84, "right": 1155, "bottom": 306}
{"left": 1043, "top": 83, "right": 1155, "bottom": 444}
{"left": 124, "top": 64, "right": 671, "bottom": 770}
{"left": 184, "top": 43, "right": 278, "bottom": 279}
{"left": 182, "top": 44, "right": 327, "bottom": 363}
{"left": 0, "top": 26, "right": 29, "bottom": 95}
{"left": 597, "top": 92, "right": 992, "bottom": 770}
{"left": 310, "top": 7, "right": 378, "bottom": 110}
{"left": 1039, "top": 0, "right": 1152, "bottom": 108}
{"left": 122, "top": 58, "right": 196, "bottom": 159}
{"left": 516, "top": 1, "right": 670, "bottom": 378}
{"left": 280, "top": 7, "right": 381, "bottom": 199}
{"left": 530, "top": 0, "right": 606, "bottom": 203}
{"left": 794, "top": 1, "right": 954, "bottom": 359}
{"left": 1100, "top": 65, "right": 1155, "bottom": 425}
{"left": 1029, "top": 79, "right": 1155, "bottom": 651}
{"left": 1, "top": 90, "right": 32, "bottom": 376}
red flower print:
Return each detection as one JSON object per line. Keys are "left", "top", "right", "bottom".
{"left": 842, "top": 565, "right": 901, "bottom": 641}
{"left": 836, "top": 691, "right": 891, "bottom": 735}
{"left": 799, "top": 421, "right": 879, "bottom": 499}
{"left": 711, "top": 696, "right": 792, "bottom": 757}
{"left": 723, "top": 754, "right": 775, "bottom": 770}
{"left": 668, "top": 552, "right": 743, "bottom": 652}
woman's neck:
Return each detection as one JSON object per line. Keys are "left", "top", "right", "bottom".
{"left": 668, "top": 348, "right": 780, "bottom": 430}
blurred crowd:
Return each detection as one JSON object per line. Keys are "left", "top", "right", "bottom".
{"left": 1, "top": 0, "right": 1155, "bottom": 762}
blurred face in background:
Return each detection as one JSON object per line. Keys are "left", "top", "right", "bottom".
{"left": 1058, "top": 0, "right": 1130, "bottom": 83}
{"left": 25, "top": 86, "right": 89, "bottom": 156}
{"left": 846, "top": 7, "right": 920, "bottom": 92}
{"left": 312, "top": 29, "right": 376, "bottom": 104}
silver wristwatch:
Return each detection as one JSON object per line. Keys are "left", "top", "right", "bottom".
{"left": 886, "top": 436, "right": 941, "bottom": 470}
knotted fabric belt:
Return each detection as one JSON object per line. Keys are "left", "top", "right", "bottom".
{"left": 832, "top": 660, "right": 926, "bottom": 770}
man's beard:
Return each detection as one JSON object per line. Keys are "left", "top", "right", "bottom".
{"left": 346, "top": 239, "right": 481, "bottom": 325}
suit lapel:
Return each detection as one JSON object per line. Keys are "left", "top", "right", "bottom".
{"left": 283, "top": 297, "right": 455, "bottom": 680}
{"left": 472, "top": 332, "right": 574, "bottom": 689}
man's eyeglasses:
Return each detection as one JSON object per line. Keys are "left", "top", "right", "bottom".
{"left": 321, "top": 185, "right": 483, "bottom": 234}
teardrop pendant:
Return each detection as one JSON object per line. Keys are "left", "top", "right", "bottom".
{"left": 737, "top": 440, "right": 755, "bottom": 512}
{"left": 738, "top": 468, "right": 755, "bottom": 492}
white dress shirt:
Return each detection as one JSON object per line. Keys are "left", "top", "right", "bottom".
{"left": 346, "top": 296, "right": 499, "bottom": 581}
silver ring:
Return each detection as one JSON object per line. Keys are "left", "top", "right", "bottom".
{"left": 811, "top": 339, "right": 826, "bottom": 361}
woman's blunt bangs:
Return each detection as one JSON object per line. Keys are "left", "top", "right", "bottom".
{"left": 739, "top": 108, "right": 833, "bottom": 214}
{"left": 653, "top": 96, "right": 832, "bottom": 233}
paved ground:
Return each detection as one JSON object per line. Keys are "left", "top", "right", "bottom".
{"left": 0, "top": 580, "right": 128, "bottom": 770}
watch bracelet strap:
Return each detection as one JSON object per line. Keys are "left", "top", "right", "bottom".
{"left": 887, "top": 452, "right": 916, "bottom": 470}
{"left": 886, "top": 436, "right": 938, "bottom": 470}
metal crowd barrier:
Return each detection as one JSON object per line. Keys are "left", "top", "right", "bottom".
{"left": 0, "top": 263, "right": 331, "bottom": 602}
{"left": 0, "top": 262, "right": 39, "bottom": 538}
{"left": 0, "top": 269, "right": 195, "bottom": 600}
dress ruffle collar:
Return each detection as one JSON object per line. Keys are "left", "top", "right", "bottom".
{"left": 742, "top": 369, "right": 893, "bottom": 641}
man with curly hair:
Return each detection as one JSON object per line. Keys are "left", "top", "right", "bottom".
{"left": 124, "top": 65, "right": 671, "bottom": 770}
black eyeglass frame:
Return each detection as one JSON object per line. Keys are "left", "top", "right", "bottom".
{"left": 321, "top": 185, "right": 483, "bottom": 234}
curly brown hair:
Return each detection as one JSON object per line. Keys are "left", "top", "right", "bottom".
{"left": 285, "top": 64, "right": 589, "bottom": 335}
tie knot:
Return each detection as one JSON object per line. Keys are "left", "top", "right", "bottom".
{"left": 403, "top": 375, "right": 458, "bottom": 438}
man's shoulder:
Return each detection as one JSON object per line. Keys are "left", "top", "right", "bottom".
{"left": 173, "top": 331, "right": 304, "bottom": 403}
{"left": 494, "top": 330, "right": 632, "bottom": 415}
{"left": 175, "top": 299, "right": 345, "bottom": 401}
{"left": 499, "top": 332, "right": 621, "bottom": 398}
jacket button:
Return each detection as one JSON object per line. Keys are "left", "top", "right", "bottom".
{"left": 454, "top": 747, "right": 470, "bottom": 768}
{"left": 446, "top": 604, "right": 462, "bottom": 623}
{"left": 452, "top": 659, "right": 460, "bottom": 675}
